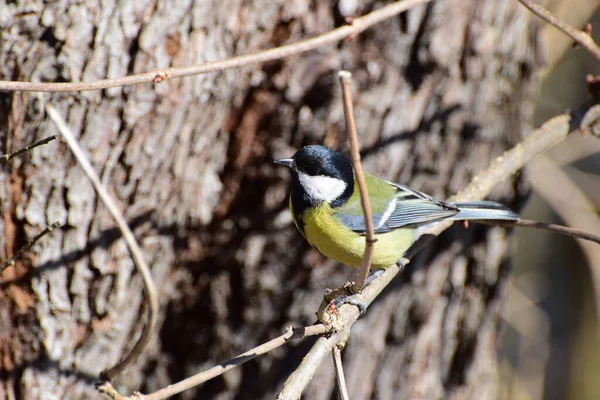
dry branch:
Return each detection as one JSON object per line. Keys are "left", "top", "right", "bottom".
{"left": 0, "top": 0, "right": 431, "bottom": 93}
{"left": 517, "top": 0, "right": 600, "bottom": 64}
{"left": 45, "top": 104, "right": 159, "bottom": 381}
{"left": 332, "top": 346, "right": 350, "bottom": 400}
{"left": 98, "top": 324, "right": 329, "bottom": 400}
{"left": 504, "top": 219, "right": 600, "bottom": 245}
{"left": 0, "top": 135, "right": 58, "bottom": 163}
{"left": 0, "top": 222, "right": 62, "bottom": 276}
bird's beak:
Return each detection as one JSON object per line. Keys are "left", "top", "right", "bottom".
{"left": 274, "top": 158, "right": 294, "bottom": 168}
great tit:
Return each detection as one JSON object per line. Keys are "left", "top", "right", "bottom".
{"left": 275, "top": 145, "right": 519, "bottom": 269}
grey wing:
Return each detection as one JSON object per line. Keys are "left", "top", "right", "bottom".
{"left": 335, "top": 182, "right": 460, "bottom": 234}
{"left": 334, "top": 197, "right": 398, "bottom": 234}
{"left": 382, "top": 181, "right": 459, "bottom": 229}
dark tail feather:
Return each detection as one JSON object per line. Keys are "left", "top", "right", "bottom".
{"left": 451, "top": 201, "right": 519, "bottom": 221}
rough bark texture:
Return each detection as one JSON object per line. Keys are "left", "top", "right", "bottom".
{"left": 0, "top": 0, "right": 542, "bottom": 399}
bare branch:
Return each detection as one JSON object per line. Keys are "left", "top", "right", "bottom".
{"left": 277, "top": 102, "right": 600, "bottom": 398}
{"left": 98, "top": 324, "right": 329, "bottom": 400}
{"left": 0, "top": 0, "right": 430, "bottom": 93}
{"left": 517, "top": 0, "right": 600, "bottom": 64}
{"left": 332, "top": 346, "right": 350, "bottom": 400}
{"left": 498, "top": 219, "right": 600, "bottom": 245}
{"left": 278, "top": 327, "right": 354, "bottom": 400}
{"left": 0, "top": 135, "right": 58, "bottom": 163}
{"left": 338, "top": 71, "right": 376, "bottom": 292}
{"left": 44, "top": 104, "right": 159, "bottom": 381}
{"left": 0, "top": 222, "right": 62, "bottom": 276}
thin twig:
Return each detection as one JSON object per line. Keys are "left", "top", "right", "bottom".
{"left": 0, "top": 0, "right": 431, "bottom": 93}
{"left": 0, "top": 222, "right": 62, "bottom": 276}
{"left": 339, "top": 71, "right": 376, "bottom": 293}
{"left": 44, "top": 104, "right": 158, "bottom": 381}
{"left": 277, "top": 102, "right": 600, "bottom": 399}
{"left": 98, "top": 324, "right": 329, "bottom": 400}
{"left": 0, "top": 135, "right": 58, "bottom": 163}
{"left": 498, "top": 219, "right": 600, "bottom": 245}
{"left": 517, "top": 0, "right": 600, "bottom": 64}
{"left": 332, "top": 346, "right": 350, "bottom": 400}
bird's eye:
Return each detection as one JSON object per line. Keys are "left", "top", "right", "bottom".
{"left": 298, "top": 164, "right": 321, "bottom": 176}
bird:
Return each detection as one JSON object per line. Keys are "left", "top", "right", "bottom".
{"left": 275, "top": 145, "right": 519, "bottom": 270}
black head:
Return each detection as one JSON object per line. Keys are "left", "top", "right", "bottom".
{"left": 277, "top": 145, "right": 353, "bottom": 182}
{"left": 275, "top": 145, "right": 354, "bottom": 209}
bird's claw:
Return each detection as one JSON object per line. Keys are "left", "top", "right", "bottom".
{"left": 331, "top": 294, "right": 367, "bottom": 316}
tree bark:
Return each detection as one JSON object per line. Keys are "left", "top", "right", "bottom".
{"left": 0, "top": 0, "right": 542, "bottom": 399}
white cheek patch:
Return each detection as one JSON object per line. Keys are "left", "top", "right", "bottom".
{"left": 297, "top": 172, "right": 347, "bottom": 203}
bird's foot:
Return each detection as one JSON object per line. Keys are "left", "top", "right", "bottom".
{"left": 317, "top": 269, "right": 385, "bottom": 327}
{"left": 365, "top": 269, "right": 385, "bottom": 286}
{"left": 398, "top": 257, "right": 409, "bottom": 271}
{"left": 331, "top": 293, "right": 367, "bottom": 315}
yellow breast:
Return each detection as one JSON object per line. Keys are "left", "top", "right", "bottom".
{"left": 298, "top": 202, "right": 414, "bottom": 269}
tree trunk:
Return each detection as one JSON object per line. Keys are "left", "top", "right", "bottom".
{"left": 0, "top": 0, "right": 542, "bottom": 399}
